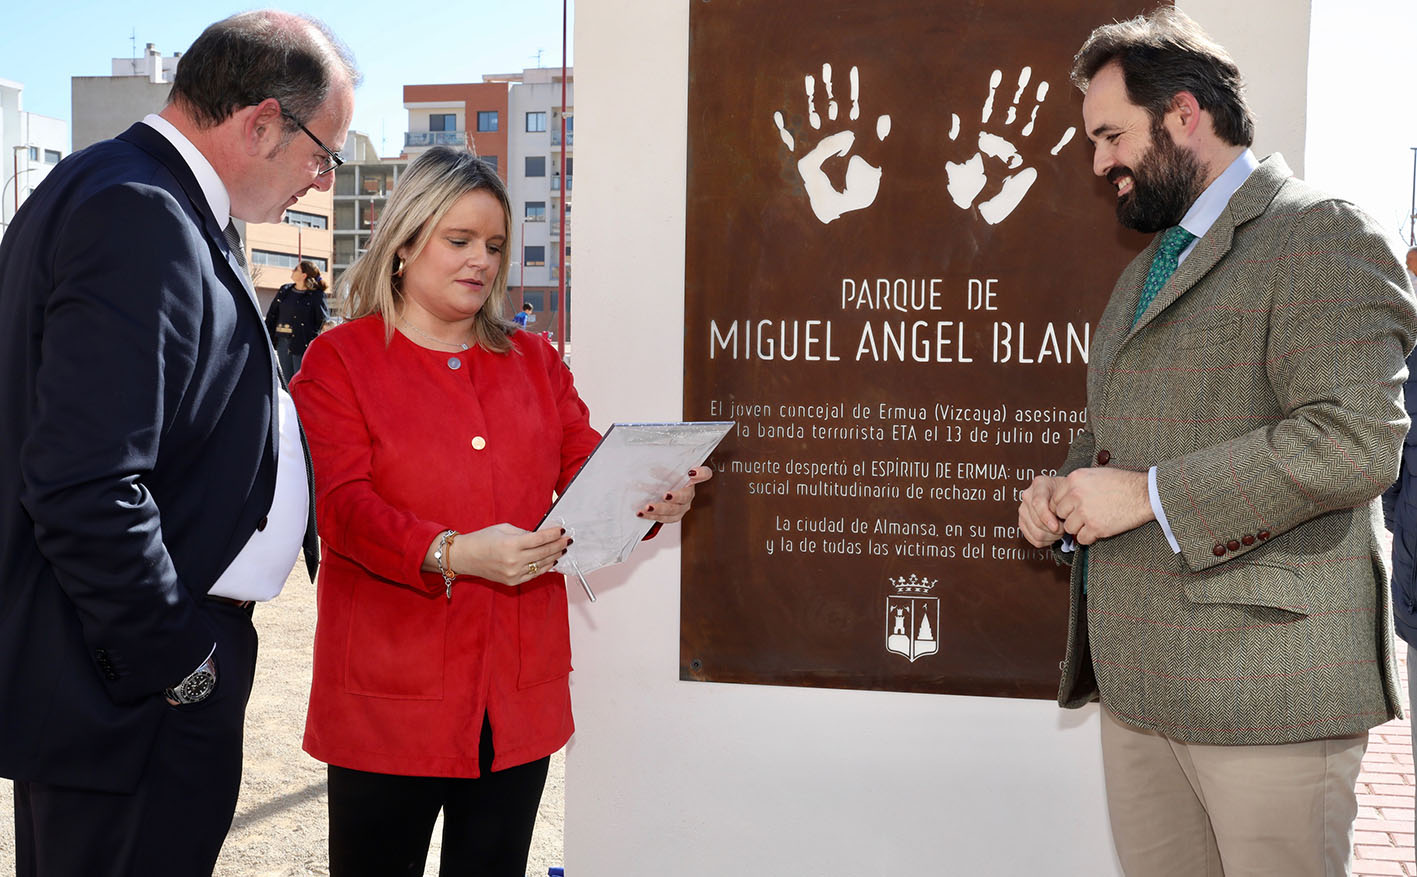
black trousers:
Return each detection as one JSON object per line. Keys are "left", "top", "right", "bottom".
{"left": 13, "top": 601, "right": 259, "bottom": 877}
{"left": 327, "top": 717, "right": 550, "bottom": 877}
{"left": 273, "top": 335, "right": 304, "bottom": 380}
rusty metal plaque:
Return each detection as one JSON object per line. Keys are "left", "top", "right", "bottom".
{"left": 682, "top": 0, "right": 1155, "bottom": 698}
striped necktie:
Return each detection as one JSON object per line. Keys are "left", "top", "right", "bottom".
{"left": 1132, "top": 225, "right": 1196, "bottom": 327}
{"left": 223, "top": 221, "right": 249, "bottom": 276}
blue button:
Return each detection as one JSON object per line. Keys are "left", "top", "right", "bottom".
{"left": 447, "top": 357, "right": 462, "bottom": 370}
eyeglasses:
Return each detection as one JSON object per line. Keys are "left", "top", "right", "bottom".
{"left": 282, "top": 111, "right": 344, "bottom": 177}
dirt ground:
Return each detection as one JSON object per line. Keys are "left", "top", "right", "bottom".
{"left": 0, "top": 564, "right": 565, "bottom": 877}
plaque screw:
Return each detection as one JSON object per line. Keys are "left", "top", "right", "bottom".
{"left": 690, "top": 658, "right": 703, "bottom": 671}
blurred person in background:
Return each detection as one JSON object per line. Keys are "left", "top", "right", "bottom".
{"left": 265, "top": 259, "right": 330, "bottom": 376}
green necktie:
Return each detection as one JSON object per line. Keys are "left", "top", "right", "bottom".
{"left": 1132, "top": 225, "right": 1197, "bottom": 327}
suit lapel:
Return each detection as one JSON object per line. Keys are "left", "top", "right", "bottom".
{"left": 1088, "top": 251, "right": 1151, "bottom": 398}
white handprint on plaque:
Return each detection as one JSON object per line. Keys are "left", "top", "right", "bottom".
{"left": 774, "top": 64, "right": 892, "bottom": 225}
{"left": 945, "top": 67, "right": 1077, "bottom": 225}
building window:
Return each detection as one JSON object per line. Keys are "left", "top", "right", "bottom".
{"left": 476, "top": 111, "right": 498, "bottom": 133}
{"left": 480, "top": 155, "right": 498, "bottom": 172}
{"left": 523, "top": 245, "right": 546, "bottom": 267}
{"left": 43, "top": 149, "right": 61, "bottom": 164}
{"left": 284, "top": 209, "right": 328, "bottom": 230}
{"left": 253, "top": 250, "right": 327, "bottom": 273}
{"left": 429, "top": 113, "right": 456, "bottom": 132}
{"left": 525, "top": 201, "right": 546, "bottom": 222}
{"left": 525, "top": 156, "right": 546, "bottom": 177}
{"left": 26, "top": 147, "right": 37, "bottom": 161}
{"left": 357, "top": 165, "right": 397, "bottom": 197}
{"left": 526, "top": 111, "right": 547, "bottom": 133}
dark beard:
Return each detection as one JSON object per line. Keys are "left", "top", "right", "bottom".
{"left": 1111, "top": 121, "right": 1206, "bottom": 233}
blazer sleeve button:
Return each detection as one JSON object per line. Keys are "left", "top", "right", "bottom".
{"left": 1213, "top": 543, "right": 1227, "bottom": 557}
{"left": 256, "top": 516, "right": 268, "bottom": 531}
{"left": 1241, "top": 534, "right": 1255, "bottom": 546}
{"left": 1256, "top": 530, "right": 1271, "bottom": 541}
{"left": 1227, "top": 540, "right": 1241, "bottom": 551}
{"left": 1096, "top": 450, "right": 1111, "bottom": 466}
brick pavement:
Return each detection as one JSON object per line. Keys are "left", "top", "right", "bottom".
{"left": 1355, "top": 648, "right": 1415, "bottom": 876}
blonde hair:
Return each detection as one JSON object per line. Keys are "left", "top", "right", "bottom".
{"left": 340, "top": 146, "right": 516, "bottom": 353}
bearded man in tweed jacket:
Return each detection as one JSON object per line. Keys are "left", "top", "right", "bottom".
{"left": 1017, "top": 9, "right": 1417, "bottom": 876}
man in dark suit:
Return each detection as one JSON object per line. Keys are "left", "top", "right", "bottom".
{"left": 0, "top": 11, "right": 356, "bottom": 875}
{"left": 1017, "top": 8, "right": 1417, "bottom": 875}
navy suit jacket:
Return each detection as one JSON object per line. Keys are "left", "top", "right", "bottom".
{"left": 0, "top": 123, "right": 283, "bottom": 792}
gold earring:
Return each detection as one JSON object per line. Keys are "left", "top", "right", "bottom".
{"left": 394, "top": 257, "right": 405, "bottom": 277}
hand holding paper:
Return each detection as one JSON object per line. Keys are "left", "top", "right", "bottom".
{"left": 637, "top": 466, "right": 715, "bottom": 523}
{"left": 540, "top": 422, "right": 733, "bottom": 600}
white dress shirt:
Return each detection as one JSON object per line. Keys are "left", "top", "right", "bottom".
{"left": 141, "top": 114, "right": 308, "bottom": 601}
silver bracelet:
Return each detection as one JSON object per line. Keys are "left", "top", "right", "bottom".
{"left": 434, "top": 529, "right": 458, "bottom": 600}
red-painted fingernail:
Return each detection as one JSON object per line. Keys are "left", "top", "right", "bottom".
{"left": 647, "top": 505, "right": 656, "bottom": 512}
{"left": 687, "top": 469, "right": 696, "bottom": 476}
{"left": 664, "top": 493, "right": 674, "bottom": 501}
{"left": 560, "top": 528, "right": 566, "bottom": 535}
{"left": 567, "top": 538, "right": 574, "bottom": 546}
{"left": 636, "top": 512, "right": 645, "bottom": 518}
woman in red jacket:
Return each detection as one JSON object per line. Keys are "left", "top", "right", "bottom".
{"left": 290, "top": 147, "right": 709, "bottom": 877}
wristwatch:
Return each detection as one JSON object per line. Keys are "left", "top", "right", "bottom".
{"left": 165, "top": 654, "right": 218, "bottom": 704}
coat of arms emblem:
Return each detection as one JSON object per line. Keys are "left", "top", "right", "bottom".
{"left": 885, "top": 574, "right": 939, "bottom": 662}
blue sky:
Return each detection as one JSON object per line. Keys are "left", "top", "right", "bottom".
{"left": 0, "top": 0, "right": 575, "bottom": 158}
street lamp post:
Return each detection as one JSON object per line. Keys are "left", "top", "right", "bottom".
{"left": 2, "top": 145, "right": 35, "bottom": 232}
{"left": 1, "top": 172, "right": 36, "bottom": 235}
{"left": 13, "top": 145, "right": 28, "bottom": 216}
{"left": 1408, "top": 146, "right": 1415, "bottom": 246}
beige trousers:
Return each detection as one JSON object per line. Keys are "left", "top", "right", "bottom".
{"left": 1100, "top": 707, "right": 1367, "bottom": 877}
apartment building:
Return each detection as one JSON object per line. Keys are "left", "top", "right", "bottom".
{"left": 403, "top": 82, "right": 509, "bottom": 173}
{"left": 330, "top": 130, "right": 407, "bottom": 297}
{"left": 501, "top": 66, "right": 572, "bottom": 339}
{"left": 0, "top": 79, "right": 68, "bottom": 242}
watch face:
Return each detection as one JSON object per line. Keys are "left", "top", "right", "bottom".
{"left": 177, "top": 671, "right": 216, "bottom": 703}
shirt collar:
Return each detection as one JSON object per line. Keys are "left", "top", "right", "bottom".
{"left": 1178, "top": 148, "right": 1258, "bottom": 241}
{"left": 141, "top": 113, "right": 232, "bottom": 227}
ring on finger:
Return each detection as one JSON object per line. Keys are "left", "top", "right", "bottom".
{"left": 528, "top": 561, "right": 539, "bottom": 575}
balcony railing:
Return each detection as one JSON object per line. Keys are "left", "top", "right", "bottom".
{"left": 551, "top": 129, "right": 574, "bottom": 147}
{"left": 404, "top": 131, "right": 465, "bottom": 148}
{"left": 551, "top": 175, "right": 572, "bottom": 192}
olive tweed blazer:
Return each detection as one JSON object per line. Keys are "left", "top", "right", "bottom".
{"left": 1056, "top": 154, "right": 1417, "bottom": 745}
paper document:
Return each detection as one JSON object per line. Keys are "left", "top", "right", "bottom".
{"left": 539, "top": 421, "right": 733, "bottom": 599}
